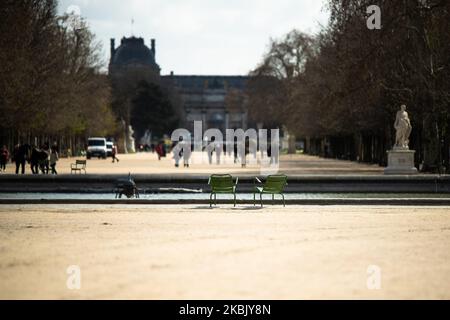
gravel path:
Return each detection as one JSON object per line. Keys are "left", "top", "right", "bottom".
{"left": 1, "top": 152, "right": 383, "bottom": 175}
{"left": 1, "top": 204, "right": 449, "bottom": 299}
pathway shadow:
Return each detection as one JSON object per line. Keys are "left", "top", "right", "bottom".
{"left": 234, "top": 206, "right": 264, "bottom": 211}
{"left": 192, "top": 206, "right": 216, "bottom": 210}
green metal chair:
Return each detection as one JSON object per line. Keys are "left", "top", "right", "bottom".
{"left": 208, "top": 174, "right": 239, "bottom": 207}
{"left": 253, "top": 175, "right": 288, "bottom": 207}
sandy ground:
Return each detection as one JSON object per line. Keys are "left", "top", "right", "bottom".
{"left": 2, "top": 152, "right": 384, "bottom": 175}
{"left": 0, "top": 204, "right": 449, "bottom": 299}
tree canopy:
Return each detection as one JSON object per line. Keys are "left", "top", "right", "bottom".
{"left": 247, "top": 0, "right": 450, "bottom": 170}
{"left": 130, "top": 81, "right": 180, "bottom": 140}
{"left": 0, "top": 0, "right": 117, "bottom": 150}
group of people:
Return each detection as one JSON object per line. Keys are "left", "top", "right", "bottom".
{"left": 33, "top": 144, "right": 59, "bottom": 175}
{"left": 0, "top": 143, "right": 59, "bottom": 175}
{"left": 152, "top": 140, "right": 190, "bottom": 167}
{"left": 168, "top": 138, "right": 270, "bottom": 168}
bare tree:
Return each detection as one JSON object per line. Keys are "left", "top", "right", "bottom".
{"left": 0, "top": 0, "right": 117, "bottom": 154}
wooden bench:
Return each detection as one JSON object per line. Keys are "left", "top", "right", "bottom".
{"left": 71, "top": 160, "right": 86, "bottom": 174}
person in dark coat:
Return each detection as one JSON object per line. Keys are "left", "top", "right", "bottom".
{"left": 13, "top": 144, "right": 28, "bottom": 174}
{"left": 30, "top": 146, "right": 40, "bottom": 174}
{"left": 111, "top": 145, "right": 119, "bottom": 163}
{"left": 0, "top": 145, "right": 9, "bottom": 172}
{"left": 39, "top": 144, "right": 50, "bottom": 174}
{"left": 155, "top": 141, "right": 166, "bottom": 160}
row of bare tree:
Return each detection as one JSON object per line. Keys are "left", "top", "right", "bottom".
{"left": 247, "top": 0, "right": 450, "bottom": 172}
{"left": 0, "top": 0, "right": 117, "bottom": 155}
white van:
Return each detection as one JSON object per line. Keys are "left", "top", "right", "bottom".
{"left": 87, "top": 137, "right": 107, "bottom": 159}
{"left": 106, "top": 141, "right": 113, "bottom": 157}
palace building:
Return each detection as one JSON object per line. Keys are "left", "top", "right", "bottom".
{"left": 109, "top": 36, "right": 249, "bottom": 135}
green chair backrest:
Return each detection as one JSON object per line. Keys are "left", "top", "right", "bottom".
{"left": 264, "top": 175, "right": 288, "bottom": 193}
{"left": 209, "top": 174, "right": 235, "bottom": 192}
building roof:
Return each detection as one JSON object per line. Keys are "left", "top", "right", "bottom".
{"left": 162, "top": 75, "right": 248, "bottom": 90}
{"left": 111, "top": 37, "right": 158, "bottom": 67}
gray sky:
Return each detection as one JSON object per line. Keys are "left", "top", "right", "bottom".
{"left": 58, "top": 0, "right": 329, "bottom": 75}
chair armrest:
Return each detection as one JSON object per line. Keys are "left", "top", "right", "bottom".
{"left": 254, "top": 177, "right": 262, "bottom": 184}
{"left": 207, "top": 177, "right": 211, "bottom": 185}
{"left": 235, "top": 177, "right": 239, "bottom": 185}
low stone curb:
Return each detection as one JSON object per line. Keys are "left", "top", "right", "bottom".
{"left": 1, "top": 198, "right": 450, "bottom": 206}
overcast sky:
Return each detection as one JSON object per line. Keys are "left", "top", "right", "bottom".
{"left": 58, "top": 0, "right": 329, "bottom": 75}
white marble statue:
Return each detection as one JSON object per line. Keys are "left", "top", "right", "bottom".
{"left": 140, "top": 129, "right": 152, "bottom": 147}
{"left": 394, "top": 104, "right": 412, "bottom": 150}
{"left": 127, "top": 125, "right": 136, "bottom": 153}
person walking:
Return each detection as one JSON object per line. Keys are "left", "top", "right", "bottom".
{"left": 172, "top": 142, "right": 181, "bottom": 168}
{"left": 206, "top": 137, "right": 214, "bottom": 165}
{"left": 155, "top": 141, "right": 166, "bottom": 160}
{"left": 30, "top": 146, "right": 40, "bottom": 174}
{"left": 183, "top": 139, "right": 191, "bottom": 168}
{"left": 49, "top": 146, "right": 59, "bottom": 175}
{"left": 215, "top": 140, "right": 222, "bottom": 165}
{"left": 155, "top": 143, "right": 162, "bottom": 160}
{"left": 13, "top": 144, "right": 27, "bottom": 174}
{"left": 0, "top": 145, "right": 9, "bottom": 172}
{"left": 112, "top": 145, "right": 120, "bottom": 163}
{"left": 233, "top": 140, "right": 238, "bottom": 164}
{"left": 39, "top": 144, "right": 50, "bottom": 174}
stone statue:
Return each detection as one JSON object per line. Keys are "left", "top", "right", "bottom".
{"left": 140, "top": 129, "right": 152, "bottom": 147}
{"left": 121, "top": 118, "right": 127, "bottom": 153}
{"left": 127, "top": 125, "right": 136, "bottom": 153}
{"left": 394, "top": 104, "right": 412, "bottom": 150}
{"left": 385, "top": 104, "right": 417, "bottom": 174}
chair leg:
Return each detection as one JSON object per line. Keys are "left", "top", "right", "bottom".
{"left": 253, "top": 193, "right": 256, "bottom": 206}
{"left": 260, "top": 193, "right": 263, "bottom": 207}
{"left": 234, "top": 193, "right": 236, "bottom": 207}
{"left": 272, "top": 194, "right": 274, "bottom": 205}
{"left": 214, "top": 194, "right": 217, "bottom": 205}
{"left": 210, "top": 193, "right": 213, "bottom": 207}
{"left": 282, "top": 194, "right": 285, "bottom": 207}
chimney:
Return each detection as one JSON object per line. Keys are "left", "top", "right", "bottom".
{"left": 110, "top": 38, "right": 115, "bottom": 58}
{"left": 151, "top": 38, "right": 156, "bottom": 56}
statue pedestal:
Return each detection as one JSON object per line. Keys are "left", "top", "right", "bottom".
{"left": 384, "top": 149, "right": 418, "bottom": 175}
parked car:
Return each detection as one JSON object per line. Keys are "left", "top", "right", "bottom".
{"left": 86, "top": 137, "right": 107, "bottom": 159}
